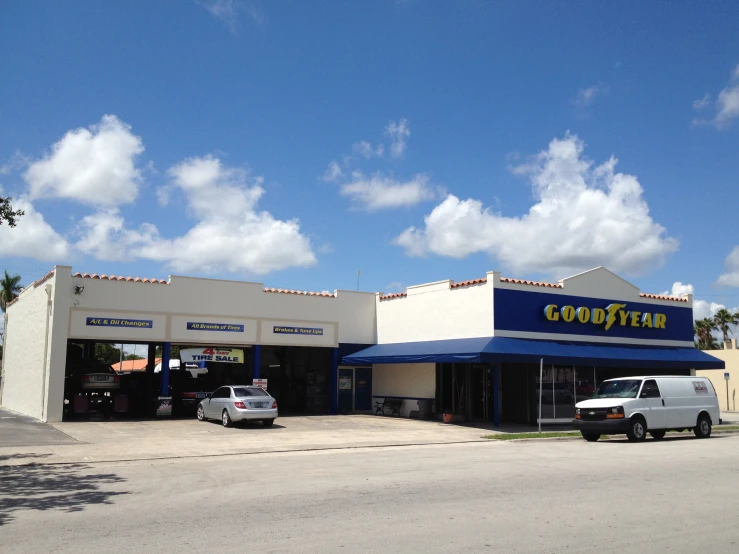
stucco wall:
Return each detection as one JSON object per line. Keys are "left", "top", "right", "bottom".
{"left": 0, "top": 276, "right": 55, "bottom": 420}
{"left": 697, "top": 347, "right": 738, "bottom": 412}
{"left": 376, "top": 275, "right": 494, "bottom": 344}
{"left": 67, "top": 274, "right": 377, "bottom": 346}
{"left": 372, "top": 363, "right": 435, "bottom": 417}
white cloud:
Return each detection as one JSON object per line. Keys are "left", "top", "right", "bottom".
{"left": 385, "top": 118, "right": 410, "bottom": 159}
{"left": 692, "top": 93, "right": 711, "bottom": 110}
{"left": 200, "top": 0, "right": 265, "bottom": 34}
{"left": 692, "top": 64, "right": 739, "bottom": 129}
{"left": 573, "top": 83, "right": 607, "bottom": 107}
{"left": 716, "top": 246, "right": 739, "bottom": 287}
{"left": 340, "top": 172, "right": 436, "bottom": 211}
{"left": 352, "top": 141, "right": 384, "bottom": 159}
{"left": 0, "top": 150, "right": 31, "bottom": 175}
{"left": 0, "top": 198, "right": 71, "bottom": 261}
{"left": 76, "top": 155, "right": 316, "bottom": 275}
{"left": 659, "top": 282, "right": 694, "bottom": 298}
{"left": 394, "top": 133, "right": 678, "bottom": 278}
{"left": 24, "top": 115, "right": 144, "bottom": 207}
{"left": 322, "top": 160, "right": 343, "bottom": 183}
{"left": 385, "top": 281, "right": 403, "bottom": 290}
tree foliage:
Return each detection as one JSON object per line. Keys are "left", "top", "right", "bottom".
{"left": 712, "top": 308, "right": 739, "bottom": 343}
{"left": 0, "top": 271, "right": 23, "bottom": 312}
{"left": 94, "top": 343, "right": 122, "bottom": 366}
{"left": 0, "top": 197, "right": 24, "bottom": 228}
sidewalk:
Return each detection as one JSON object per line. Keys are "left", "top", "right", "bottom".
{"left": 0, "top": 415, "right": 494, "bottom": 466}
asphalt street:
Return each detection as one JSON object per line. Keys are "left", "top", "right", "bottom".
{"left": 1, "top": 436, "right": 738, "bottom": 553}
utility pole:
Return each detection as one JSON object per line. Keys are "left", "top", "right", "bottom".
{"left": 357, "top": 269, "right": 360, "bottom": 291}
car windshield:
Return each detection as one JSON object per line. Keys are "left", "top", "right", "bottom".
{"left": 592, "top": 380, "right": 642, "bottom": 399}
{"left": 233, "top": 387, "right": 268, "bottom": 397}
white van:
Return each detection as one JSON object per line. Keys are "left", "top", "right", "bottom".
{"left": 573, "top": 376, "right": 720, "bottom": 442}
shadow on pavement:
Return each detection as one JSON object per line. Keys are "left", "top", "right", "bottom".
{"left": 0, "top": 454, "right": 129, "bottom": 526}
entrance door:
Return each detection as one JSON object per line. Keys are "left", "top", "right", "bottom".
{"left": 338, "top": 369, "right": 353, "bottom": 414}
{"left": 354, "top": 368, "right": 372, "bottom": 411}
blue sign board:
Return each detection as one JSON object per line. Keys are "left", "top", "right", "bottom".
{"left": 493, "top": 288, "right": 694, "bottom": 342}
{"left": 186, "top": 322, "right": 245, "bottom": 332}
{"left": 273, "top": 326, "right": 324, "bottom": 336}
{"left": 86, "top": 317, "right": 153, "bottom": 329}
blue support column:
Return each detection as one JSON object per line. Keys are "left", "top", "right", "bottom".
{"left": 252, "top": 345, "right": 261, "bottom": 380}
{"left": 492, "top": 363, "right": 500, "bottom": 428}
{"left": 329, "top": 347, "right": 339, "bottom": 415}
{"left": 160, "top": 342, "right": 171, "bottom": 396}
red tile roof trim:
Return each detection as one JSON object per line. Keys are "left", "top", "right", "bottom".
{"left": 379, "top": 292, "right": 407, "bottom": 301}
{"left": 499, "top": 277, "right": 563, "bottom": 288}
{"left": 73, "top": 273, "right": 169, "bottom": 284}
{"left": 450, "top": 277, "right": 487, "bottom": 289}
{"left": 32, "top": 269, "right": 56, "bottom": 288}
{"left": 639, "top": 293, "right": 689, "bottom": 303}
{"left": 263, "top": 288, "right": 335, "bottom": 298}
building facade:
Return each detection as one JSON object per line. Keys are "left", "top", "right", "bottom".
{"left": 0, "top": 265, "right": 724, "bottom": 424}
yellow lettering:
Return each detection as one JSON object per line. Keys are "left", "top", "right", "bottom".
{"left": 560, "top": 306, "right": 575, "bottom": 322}
{"left": 641, "top": 313, "right": 653, "bottom": 328}
{"left": 544, "top": 305, "right": 559, "bottom": 321}
{"left": 654, "top": 313, "right": 666, "bottom": 329}
{"left": 618, "top": 310, "right": 630, "bottom": 326}
{"left": 631, "top": 311, "right": 641, "bottom": 327}
{"left": 576, "top": 307, "right": 590, "bottom": 323}
{"left": 591, "top": 308, "right": 606, "bottom": 325}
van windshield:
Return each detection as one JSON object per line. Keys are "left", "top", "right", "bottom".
{"left": 592, "top": 380, "right": 642, "bottom": 399}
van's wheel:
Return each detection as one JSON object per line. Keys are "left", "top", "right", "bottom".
{"left": 581, "top": 432, "right": 600, "bottom": 442}
{"left": 222, "top": 410, "right": 233, "bottom": 428}
{"left": 626, "top": 416, "right": 647, "bottom": 442}
{"left": 650, "top": 431, "right": 666, "bottom": 440}
{"left": 263, "top": 419, "right": 275, "bottom": 428}
{"left": 694, "top": 414, "right": 712, "bottom": 438}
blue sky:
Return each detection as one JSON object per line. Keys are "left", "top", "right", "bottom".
{"left": 1, "top": 1, "right": 739, "bottom": 319}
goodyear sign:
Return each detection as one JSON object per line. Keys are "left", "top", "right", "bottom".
{"left": 543, "top": 303, "right": 666, "bottom": 330}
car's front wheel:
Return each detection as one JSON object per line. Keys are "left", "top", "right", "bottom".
{"left": 627, "top": 416, "right": 647, "bottom": 442}
{"left": 197, "top": 405, "right": 205, "bottom": 421}
{"left": 222, "top": 409, "right": 233, "bottom": 428}
{"left": 263, "top": 419, "right": 275, "bottom": 428}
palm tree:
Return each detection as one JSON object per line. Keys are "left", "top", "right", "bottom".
{"left": 712, "top": 308, "right": 739, "bottom": 344}
{"left": 694, "top": 318, "right": 719, "bottom": 350}
{"left": 0, "top": 271, "right": 22, "bottom": 312}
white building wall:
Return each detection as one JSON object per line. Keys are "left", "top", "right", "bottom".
{"left": 67, "top": 274, "right": 377, "bottom": 345}
{"left": 372, "top": 363, "right": 435, "bottom": 417}
{"left": 0, "top": 274, "right": 56, "bottom": 420}
{"left": 376, "top": 274, "right": 495, "bottom": 344}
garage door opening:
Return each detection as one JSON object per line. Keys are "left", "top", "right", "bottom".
{"left": 62, "top": 340, "right": 253, "bottom": 421}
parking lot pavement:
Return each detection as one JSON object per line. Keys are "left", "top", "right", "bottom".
{"left": 0, "top": 415, "right": 491, "bottom": 465}
{"left": 0, "top": 408, "right": 79, "bottom": 448}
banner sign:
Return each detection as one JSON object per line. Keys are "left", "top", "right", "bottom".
{"left": 180, "top": 347, "right": 244, "bottom": 363}
{"left": 273, "top": 326, "right": 324, "bottom": 336}
{"left": 493, "top": 288, "right": 694, "bottom": 342}
{"left": 86, "top": 317, "right": 153, "bottom": 329}
{"left": 186, "top": 322, "right": 245, "bottom": 332}
{"left": 253, "top": 379, "right": 268, "bottom": 389}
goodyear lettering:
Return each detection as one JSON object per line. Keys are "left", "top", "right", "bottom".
{"left": 542, "top": 303, "right": 666, "bottom": 331}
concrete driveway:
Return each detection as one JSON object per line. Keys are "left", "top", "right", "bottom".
{"left": 0, "top": 415, "right": 491, "bottom": 465}
{"left": 0, "top": 408, "right": 79, "bottom": 449}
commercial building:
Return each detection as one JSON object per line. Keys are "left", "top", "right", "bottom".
{"left": 0, "top": 265, "right": 724, "bottom": 424}
{"left": 697, "top": 340, "right": 737, "bottom": 412}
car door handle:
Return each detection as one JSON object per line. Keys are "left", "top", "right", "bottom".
{"left": 662, "top": 399, "right": 665, "bottom": 406}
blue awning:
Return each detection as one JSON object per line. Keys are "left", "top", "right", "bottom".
{"left": 342, "top": 336, "right": 725, "bottom": 370}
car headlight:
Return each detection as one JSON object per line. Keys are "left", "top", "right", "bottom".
{"left": 606, "top": 406, "right": 625, "bottom": 419}
{"left": 575, "top": 408, "right": 581, "bottom": 415}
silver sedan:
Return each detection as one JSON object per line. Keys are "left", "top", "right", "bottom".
{"left": 197, "top": 385, "right": 278, "bottom": 427}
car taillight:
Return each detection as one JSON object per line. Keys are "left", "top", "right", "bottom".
{"left": 182, "top": 392, "right": 195, "bottom": 399}
{"left": 113, "top": 375, "right": 120, "bottom": 381}
{"left": 81, "top": 375, "right": 90, "bottom": 381}
{"left": 234, "top": 401, "right": 246, "bottom": 409}
{"left": 271, "top": 401, "right": 277, "bottom": 409}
